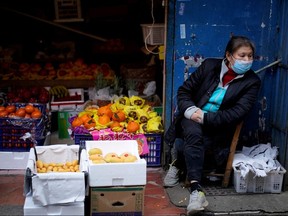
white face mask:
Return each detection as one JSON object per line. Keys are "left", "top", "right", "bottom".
{"left": 231, "top": 56, "right": 253, "bottom": 74}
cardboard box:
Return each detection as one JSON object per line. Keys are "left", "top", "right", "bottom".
{"left": 24, "top": 196, "right": 84, "bottom": 216}
{"left": 0, "top": 151, "right": 30, "bottom": 169}
{"left": 85, "top": 140, "right": 147, "bottom": 187}
{"left": 90, "top": 186, "right": 144, "bottom": 216}
{"left": 24, "top": 145, "right": 88, "bottom": 206}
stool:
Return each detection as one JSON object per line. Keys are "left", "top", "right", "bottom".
{"left": 221, "top": 121, "right": 243, "bottom": 187}
{"left": 206, "top": 121, "right": 243, "bottom": 187}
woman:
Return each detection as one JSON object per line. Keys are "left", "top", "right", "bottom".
{"left": 164, "top": 36, "right": 261, "bottom": 215}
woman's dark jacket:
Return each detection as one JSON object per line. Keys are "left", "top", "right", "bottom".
{"left": 165, "top": 58, "right": 261, "bottom": 146}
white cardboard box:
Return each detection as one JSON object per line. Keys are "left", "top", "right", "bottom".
{"left": 85, "top": 140, "right": 147, "bottom": 187}
{"left": 0, "top": 151, "right": 30, "bottom": 169}
{"left": 24, "top": 196, "right": 84, "bottom": 216}
{"left": 24, "top": 145, "right": 88, "bottom": 206}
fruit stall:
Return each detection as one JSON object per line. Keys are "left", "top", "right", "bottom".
{"left": 0, "top": 61, "right": 164, "bottom": 166}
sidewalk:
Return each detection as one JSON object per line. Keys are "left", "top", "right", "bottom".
{"left": 1, "top": 167, "right": 288, "bottom": 216}
{"left": 205, "top": 191, "right": 288, "bottom": 215}
{"left": 0, "top": 168, "right": 186, "bottom": 216}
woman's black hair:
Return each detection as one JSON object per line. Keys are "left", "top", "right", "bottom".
{"left": 224, "top": 36, "right": 255, "bottom": 57}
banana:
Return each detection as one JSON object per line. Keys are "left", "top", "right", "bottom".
{"left": 59, "top": 86, "right": 69, "bottom": 96}
{"left": 49, "top": 86, "right": 69, "bottom": 98}
{"left": 49, "top": 88, "right": 56, "bottom": 96}
{"left": 55, "top": 86, "right": 61, "bottom": 97}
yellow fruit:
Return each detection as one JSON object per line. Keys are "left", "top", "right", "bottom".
{"left": 88, "top": 148, "right": 103, "bottom": 155}
{"left": 72, "top": 160, "right": 78, "bottom": 166}
{"left": 36, "top": 160, "right": 81, "bottom": 173}
{"left": 49, "top": 163, "right": 56, "bottom": 167}
{"left": 74, "top": 165, "right": 79, "bottom": 171}
{"left": 36, "top": 160, "right": 43, "bottom": 169}
{"left": 89, "top": 154, "right": 103, "bottom": 160}
{"left": 92, "top": 159, "right": 106, "bottom": 164}
{"left": 47, "top": 166, "right": 53, "bottom": 172}
{"left": 56, "top": 163, "right": 64, "bottom": 167}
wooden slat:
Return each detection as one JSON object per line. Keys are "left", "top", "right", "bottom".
{"left": 222, "top": 122, "right": 243, "bottom": 187}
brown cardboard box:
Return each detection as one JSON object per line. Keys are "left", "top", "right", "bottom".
{"left": 90, "top": 186, "right": 144, "bottom": 216}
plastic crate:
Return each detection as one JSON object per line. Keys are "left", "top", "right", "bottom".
{"left": 0, "top": 103, "right": 47, "bottom": 151}
{"left": 74, "top": 133, "right": 93, "bottom": 147}
{"left": 233, "top": 162, "right": 286, "bottom": 193}
{"left": 141, "top": 24, "right": 165, "bottom": 45}
{"left": 141, "top": 133, "right": 162, "bottom": 166}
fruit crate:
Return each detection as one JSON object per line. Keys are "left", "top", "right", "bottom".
{"left": 0, "top": 103, "right": 47, "bottom": 151}
{"left": 141, "top": 133, "right": 162, "bottom": 167}
{"left": 74, "top": 133, "right": 93, "bottom": 148}
{"left": 233, "top": 161, "right": 287, "bottom": 193}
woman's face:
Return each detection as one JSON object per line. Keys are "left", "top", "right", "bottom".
{"left": 226, "top": 46, "right": 253, "bottom": 68}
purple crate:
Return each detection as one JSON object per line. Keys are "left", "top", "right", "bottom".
{"left": 0, "top": 103, "right": 47, "bottom": 151}
{"left": 141, "top": 133, "right": 162, "bottom": 166}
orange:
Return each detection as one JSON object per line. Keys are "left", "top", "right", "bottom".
{"left": 98, "top": 114, "right": 111, "bottom": 125}
{"left": 127, "top": 121, "right": 140, "bottom": 133}
{"left": 80, "top": 113, "right": 92, "bottom": 123}
{"left": 71, "top": 117, "right": 83, "bottom": 128}
{"left": 97, "top": 105, "right": 113, "bottom": 118}
{"left": 15, "top": 108, "right": 26, "bottom": 117}
{"left": 31, "top": 110, "right": 42, "bottom": 118}
{"left": 0, "top": 110, "right": 8, "bottom": 117}
{"left": 6, "top": 105, "right": 16, "bottom": 113}
{"left": 84, "top": 118, "right": 96, "bottom": 130}
{"left": 0, "top": 106, "right": 5, "bottom": 112}
{"left": 112, "top": 110, "right": 126, "bottom": 122}
{"left": 24, "top": 104, "right": 35, "bottom": 114}
{"left": 24, "top": 113, "right": 31, "bottom": 118}
{"left": 33, "top": 107, "right": 41, "bottom": 113}
{"left": 110, "top": 121, "right": 121, "bottom": 129}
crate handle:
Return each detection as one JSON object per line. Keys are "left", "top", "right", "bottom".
{"left": 33, "top": 147, "right": 38, "bottom": 161}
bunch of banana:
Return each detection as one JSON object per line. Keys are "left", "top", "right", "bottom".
{"left": 49, "top": 85, "right": 69, "bottom": 98}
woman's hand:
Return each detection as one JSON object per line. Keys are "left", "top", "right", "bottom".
{"left": 191, "top": 109, "right": 204, "bottom": 124}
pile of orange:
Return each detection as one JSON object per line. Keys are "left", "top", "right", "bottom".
{"left": 0, "top": 104, "right": 42, "bottom": 119}
{"left": 71, "top": 103, "right": 142, "bottom": 133}
{"left": 112, "top": 110, "right": 126, "bottom": 122}
{"left": 127, "top": 121, "right": 140, "bottom": 133}
{"left": 97, "top": 104, "right": 113, "bottom": 118}
{"left": 71, "top": 113, "right": 97, "bottom": 130}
